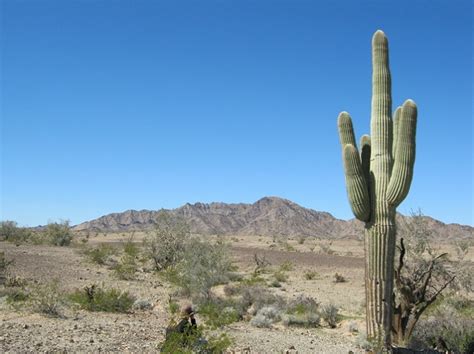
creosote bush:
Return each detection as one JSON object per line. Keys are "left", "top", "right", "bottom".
{"left": 69, "top": 284, "right": 135, "bottom": 313}
{"left": 165, "top": 238, "right": 234, "bottom": 300}
{"left": 44, "top": 221, "right": 73, "bottom": 246}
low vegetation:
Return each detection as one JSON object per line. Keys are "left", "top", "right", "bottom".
{"left": 69, "top": 284, "right": 135, "bottom": 313}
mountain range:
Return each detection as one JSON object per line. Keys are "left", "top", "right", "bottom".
{"left": 73, "top": 197, "right": 472, "bottom": 240}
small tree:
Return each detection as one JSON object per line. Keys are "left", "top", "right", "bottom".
{"left": 391, "top": 211, "right": 472, "bottom": 345}
{"left": 143, "top": 212, "right": 189, "bottom": 271}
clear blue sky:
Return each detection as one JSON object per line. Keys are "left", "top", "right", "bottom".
{"left": 1, "top": 0, "right": 472, "bottom": 227}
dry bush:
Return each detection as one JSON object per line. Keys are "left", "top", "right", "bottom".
{"left": 333, "top": 273, "right": 346, "bottom": 283}
{"left": 321, "top": 303, "right": 340, "bottom": 328}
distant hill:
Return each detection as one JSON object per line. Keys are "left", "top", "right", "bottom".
{"left": 73, "top": 197, "right": 473, "bottom": 240}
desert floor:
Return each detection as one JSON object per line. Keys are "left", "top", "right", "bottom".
{"left": 1, "top": 234, "right": 470, "bottom": 353}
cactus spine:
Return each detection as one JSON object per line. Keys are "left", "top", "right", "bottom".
{"left": 337, "top": 30, "right": 417, "bottom": 347}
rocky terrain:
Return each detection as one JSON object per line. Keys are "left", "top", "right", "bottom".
{"left": 73, "top": 197, "right": 473, "bottom": 240}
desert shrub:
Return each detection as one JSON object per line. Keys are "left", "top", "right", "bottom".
{"left": 198, "top": 299, "right": 240, "bottom": 328}
{"left": 283, "top": 312, "right": 321, "bottom": 328}
{"left": 319, "top": 241, "right": 334, "bottom": 254}
{"left": 304, "top": 270, "right": 318, "bottom": 280}
{"left": 239, "top": 285, "right": 286, "bottom": 315}
{"left": 43, "top": 221, "right": 73, "bottom": 246}
{"left": 281, "top": 241, "right": 295, "bottom": 252}
{"left": 4, "top": 287, "right": 29, "bottom": 304}
{"left": 4, "top": 275, "right": 27, "bottom": 288}
{"left": 410, "top": 300, "right": 474, "bottom": 353}
{"left": 113, "top": 254, "right": 138, "bottom": 280}
{"left": 250, "top": 306, "right": 281, "bottom": 328}
{"left": 287, "top": 295, "right": 319, "bottom": 315}
{"left": 143, "top": 213, "right": 189, "bottom": 271}
{"left": 30, "top": 280, "right": 65, "bottom": 317}
{"left": 0, "top": 251, "right": 14, "bottom": 285}
{"left": 0, "top": 221, "right": 33, "bottom": 244}
{"left": 223, "top": 284, "right": 240, "bottom": 297}
{"left": 123, "top": 233, "right": 140, "bottom": 258}
{"left": 348, "top": 321, "right": 359, "bottom": 333}
{"left": 172, "top": 238, "right": 234, "bottom": 299}
{"left": 85, "top": 243, "right": 115, "bottom": 265}
{"left": 321, "top": 303, "right": 340, "bottom": 328}
{"left": 269, "top": 279, "right": 282, "bottom": 288}
{"left": 168, "top": 296, "right": 180, "bottom": 315}
{"left": 333, "top": 273, "right": 346, "bottom": 283}
{"left": 253, "top": 253, "right": 271, "bottom": 275}
{"left": 69, "top": 284, "right": 135, "bottom": 313}
{"left": 132, "top": 299, "right": 153, "bottom": 311}
{"left": 392, "top": 210, "right": 474, "bottom": 345}
{"left": 240, "top": 273, "right": 266, "bottom": 286}
{"left": 160, "top": 326, "right": 232, "bottom": 354}
{"left": 297, "top": 236, "right": 306, "bottom": 244}
{"left": 273, "top": 270, "right": 288, "bottom": 283}
{"left": 283, "top": 295, "right": 321, "bottom": 327}
{"left": 279, "top": 261, "right": 293, "bottom": 272}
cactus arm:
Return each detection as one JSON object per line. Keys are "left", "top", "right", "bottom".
{"left": 387, "top": 100, "right": 417, "bottom": 207}
{"left": 343, "top": 144, "right": 371, "bottom": 221}
{"left": 392, "top": 106, "right": 402, "bottom": 159}
{"left": 360, "top": 134, "right": 371, "bottom": 190}
{"left": 338, "top": 111, "right": 357, "bottom": 147}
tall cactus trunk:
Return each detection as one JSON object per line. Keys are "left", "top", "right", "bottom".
{"left": 337, "top": 30, "right": 417, "bottom": 348}
{"left": 365, "top": 222, "right": 396, "bottom": 346}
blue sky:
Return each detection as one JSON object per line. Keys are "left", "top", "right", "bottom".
{"left": 1, "top": 0, "right": 472, "bottom": 226}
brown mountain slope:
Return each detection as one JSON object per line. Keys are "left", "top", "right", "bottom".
{"left": 73, "top": 197, "right": 473, "bottom": 240}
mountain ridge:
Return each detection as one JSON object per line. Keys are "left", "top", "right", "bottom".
{"left": 73, "top": 197, "right": 473, "bottom": 240}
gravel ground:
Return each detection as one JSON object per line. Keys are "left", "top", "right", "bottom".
{"left": 1, "top": 240, "right": 366, "bottom": 353}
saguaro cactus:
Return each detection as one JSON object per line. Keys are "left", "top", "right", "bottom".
{"left": 337, "top": 30, "right": 417, "bottom": 347}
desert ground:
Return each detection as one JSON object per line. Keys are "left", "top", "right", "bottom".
{"left": 0, "top": 233, "right": 471, "bottom": 353}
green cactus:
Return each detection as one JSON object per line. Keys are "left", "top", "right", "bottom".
{"left": 337, "top": 30, "right": 417, "bottom": 347}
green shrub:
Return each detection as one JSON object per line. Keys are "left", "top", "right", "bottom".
{"left": 172, "top": 238, "right": 234, "bottom": 299}
{"left": 85, "top": 243, "right": 115, "bottom": 265}
{"left": 69, "top": 284, "right": 135, "bottom": 313}
{"left": 30, "top": 280, "right": 65, "bottom": 317}
{"left": 113, "top": 254, "right": 138, "bottom": 280}
{"left": 304, "top": 271, "right": 318, "bottom": 280}
{"left": 5, "top": 287, "right": 29, "bottom": 304}
{"left": 198, "top": 299, "right": 240, "bottom": 328}
{"left": 410, "top": 301, "right": 474, "bottom": 353}
{"left": 160, "top": 326, "right": 232, "bottom": 354}
{"left": 0, "top": 221, "right": 33, "bottom": 244}
{"left": 43, "top": 221, "right": 73, "bottom": 246}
